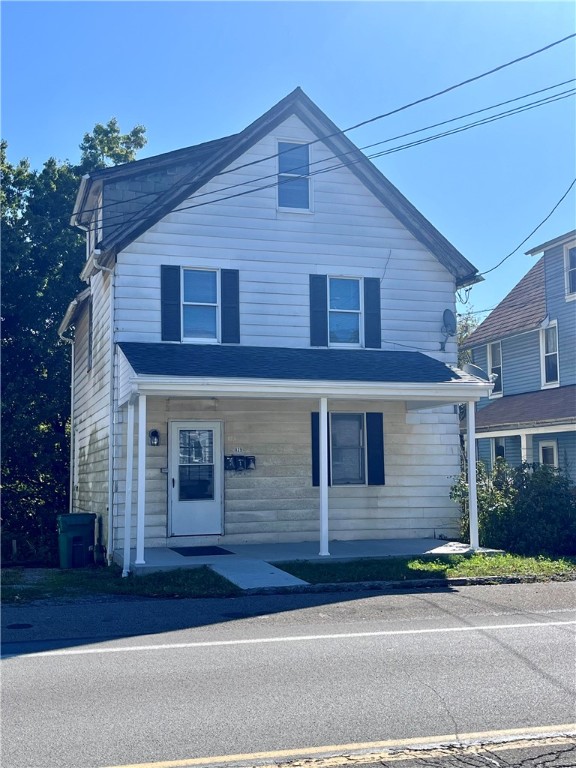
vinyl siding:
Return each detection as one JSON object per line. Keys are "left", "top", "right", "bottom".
{"left": 113, "top": 115, "right": 458, "bottom": 362}
{"left": 113, "top": 398, "right": 462, "bottom": 549}
{"left": 544, "top": 244, "right": 576, "bottom": 387}
{"left": 533, "top": 431, "right": 576, "bottom": 477}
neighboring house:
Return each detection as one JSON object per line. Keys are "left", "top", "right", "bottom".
{"left": 59, "top": 88, "right": 491, "bottom": 571}
{"left": 463, "top": 230, "right": 576, "bottom": 478}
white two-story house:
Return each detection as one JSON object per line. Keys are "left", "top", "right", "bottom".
{"left": 59, "top": 88, "right": 491, "bottom": 572}
{"left": 464, "top": 230, "right": 575, "bottom": 476}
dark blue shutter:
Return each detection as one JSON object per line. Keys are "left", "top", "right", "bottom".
{"left": 221, "top": 269, "right": 240, "bottom": 344}
{"left": 161, "top": 265, "right": 181, "bottom": 341}
{"left": 366, "top": 412, "right": 385, "bottom": 485}
{"left": 364, "top": 278, "right": 381, "bottom": 349}
{"left": 311, "top": 412, "right": 331, "bottom": 487}
{"left": 309, "top": 274, "right": 328, "bottom": 347}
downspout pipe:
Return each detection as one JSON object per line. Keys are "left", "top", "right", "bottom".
{"left": 58, "top": 328, "right": 75, "bottom": 514}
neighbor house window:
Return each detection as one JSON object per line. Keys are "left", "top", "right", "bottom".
{"left": 330, "top": 413, "right": 366, "bottom": 485}
{"left": 182, "top": 269, "right": 218, "bottom": 340}
{"left": 565, "top": 243, "right": 576, "bottom": 298}
{"left": 541, "top": 323, "right": 559, "bottom": 387}
{"left": 493, "top": 437, "right": 506, "bottom": 462}
{"left": 488, "top": 341, "right": 502, "bottom": 395}
{"left": 278, "top": 142, "right": 310, "bottom": 209}
{"left": 329, "top": 277, "right": 362, "bottom": 345}
{"left": 539, "top": 440, "right": 558, "bottom": 467}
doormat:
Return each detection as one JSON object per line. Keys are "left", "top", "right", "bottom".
{"left": 170, "top": 546, "right": 233, "bottom": 556}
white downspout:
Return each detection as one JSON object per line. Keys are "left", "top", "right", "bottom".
{"left": 467, "top": 400, "right": 479, "bottom": 549}
{"left": 58, "top": 331, "right": 75, "bottom": 513}
{"left": 319, "top": 397, "right": 330, "bottom": 556}
{"left": 122, "top": 401, "right": 135, "bottom": 577}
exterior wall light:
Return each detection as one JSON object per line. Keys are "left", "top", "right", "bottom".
{"left": 149, "top": 429, "right": 160, "bottom": 447}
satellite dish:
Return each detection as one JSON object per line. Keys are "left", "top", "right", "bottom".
{"left": 462, "top": 363, "right": 490, "bottom": 381}
{"left": 442, "top": 309, "right": 457, "bottom": 336}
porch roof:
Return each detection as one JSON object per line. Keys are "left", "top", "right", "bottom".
{"left": 472, "top": 385, "right": 576, "bottom": 432}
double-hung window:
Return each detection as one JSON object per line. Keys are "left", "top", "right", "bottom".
{"left": 182, "top": 269, "right": 218, "bottom": 341}
{"left": 329, "top": 277, "right": 362, "bottom": 346}
{"left": 541, "top": 323, "right": 559, "bottom": 387}
{"left": 488, "top": 341, "right": 502, "bottom": 395}
{"left": 492, "top": 437, "right": 506, "bottom": 462}
{"left": 330, "top": 413, "right": 366, "bottom": 485}
{"left": 565, "top": 243, "right": 576, "bottom": 298}
{"left": 539, "top": 440, "right": 558, "bottom": 467}
{"left": 278, "top": 142, "right": 310, "bottom": 209}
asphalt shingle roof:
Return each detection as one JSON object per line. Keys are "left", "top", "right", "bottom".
{"left": 119, "top": 343, "right": 464, "bottom": 384}
{"left": 475, "top": 385, "right": 576, "bottom": 431}
{"left": 463, "top": 258, "right": 546, "bottom": 349}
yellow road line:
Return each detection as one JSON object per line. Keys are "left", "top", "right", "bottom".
{"left": 100, "top": 724, "right": 576, "bottom": 768}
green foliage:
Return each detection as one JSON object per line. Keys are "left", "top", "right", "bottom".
{"left": 1, "top": 124, "right": 146, "bottom": 564}
{"left": 451, "top": 460, "right": 576, "bottom": 556}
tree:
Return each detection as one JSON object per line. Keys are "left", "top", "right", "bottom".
{"left": 456, "top": 307, "right": 480, "bottom": 367}
{"left": 1, "top": 123, "right": 146, "bottom": 563}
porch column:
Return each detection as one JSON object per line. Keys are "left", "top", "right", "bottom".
{"left": 520, "top": 433, "right": 533, "bottom": 463}
{"left": 467, "top": 400, "right": 479, "bottom": 550}
{"left": 135, "top": 394, "right": 147, "bottom": 565}
{"left": 122, "top": 401, "right": 135, "bottom": 577}
{"left": 319, "top": 396, "right": 330, "bottom": 556}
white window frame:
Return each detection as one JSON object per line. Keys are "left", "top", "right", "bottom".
{"left": 564, "top": 241, "right": 576, "bottom": 300}
{"left": 487, "top": 341, "right": 503, "bottom": 397}
{"left": 491, "top": 436, "right": 506, "bottom": 464}
{"left": 330, "top": 412, "right": 367, "bottom": 486}
{"left": 181, "top": 267, "right": 220, "bottom": 343}
{"left": 328, "top": 276, "right": 364, "bottom": 348}
{"left": 540, "top": 321, "right": 559, "bottom": 389}
{"left": 539, "top": 440, "right": 558, "bottom": 467}
{"left": 277, "top": 140, "right": 312, "bottom": 213}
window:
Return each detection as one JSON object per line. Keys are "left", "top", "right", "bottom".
{"left": 541, "top": 323, "right": 559, "bottom": 387}
{"left": 182, "top": 269, "right": 218, "bottom": 340}
{"left": 565, "top": 243, "right": 576, "bottom": 298}
{"left": 488, "top": 341, "right": 502, "bottom": 395}
{"left": 278, "top": 142, "right": 310, "bottom": 209}
{"left": 329, "top": 277, "right": 362, "bottom": 345}
{"left": 539, "top": 440, "right": 558, "bottom": 467}
{"left": 331, "top": 413, "right": 366, "bottom": 485}
{"left": 493, "top": 437, "right": 506, "bottom": 462}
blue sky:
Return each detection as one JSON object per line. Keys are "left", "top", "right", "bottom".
{"left": 2, "top": 1, "right": 575, "bottom": 316}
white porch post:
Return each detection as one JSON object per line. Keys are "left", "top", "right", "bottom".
{"left": 135, "top": 394, "right": 147, "bottom": 565}
{"left": 520, "top": 433, "right": 533, "bottom": 463}
{"left": 122, "top": 401, "right": 135, "bottom": 577}
{"left": 319, "top": 397, "right": 330, "bottom": 556}
{"left": 467, "top": 400, "right": 479, "bottom": 550}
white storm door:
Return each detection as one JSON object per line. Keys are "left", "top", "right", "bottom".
{"left": 169, "top": 421, "right": 223, "bottom": 536}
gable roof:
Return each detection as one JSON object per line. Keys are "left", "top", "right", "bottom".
{"left": 72, "top": 88, "right": 480, "bottom": 288}
{"left": 525, "top": 229, "right": 576, "bottom": 255}
{"left": 462, "top": 257, "right": 547, "bottom": 349}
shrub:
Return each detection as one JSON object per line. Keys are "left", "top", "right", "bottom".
{"left": 451, "top": 460, "right": 576, "bottom": 556}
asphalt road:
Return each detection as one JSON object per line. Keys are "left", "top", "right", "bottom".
{"left": 2, "top": 582, "right": 575, "bottom": 768}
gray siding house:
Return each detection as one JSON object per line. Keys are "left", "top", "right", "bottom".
{"left": 464, "top": 230, "right": 576, "bottom": 478}
{"left": 60, "top": 89, "right": 491, "bottom": 573}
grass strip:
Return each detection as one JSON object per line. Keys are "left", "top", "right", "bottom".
{"left": 1, "top": 565, "right": 241, "bottom": 603}
{"left": 274, "top": 553, "right": 576, "bottom": 584}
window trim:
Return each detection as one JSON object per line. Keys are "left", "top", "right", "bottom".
{"left": 277, "top": 139, "right": 312, "bottom": 213}
{"left": 330, "top": 412, "right": 367, "bottom": 486}
{"left": 181, "top": 267, "right": 220, "bottom": 343}
{"left": 564, "top": 241, "right": 576, "bottom": 300}
{"left": 487, "top": 341, "right": 503, "bottom": 398}
{"left": 539, "top": 440, "right": 558, "bottom": 467}
{"left": 540, "top": 320, "right": 559, "bottom": 389}
{"left": 328, "top": 276, "right": 364, "bottom": 348}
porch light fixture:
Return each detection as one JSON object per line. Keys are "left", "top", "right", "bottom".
{"left": 148, "top": 429, "right": 160, "bottom": 447}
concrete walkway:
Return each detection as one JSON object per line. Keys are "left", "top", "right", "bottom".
{"left": 117, "top": 538, "right": 483, "bottom": 589}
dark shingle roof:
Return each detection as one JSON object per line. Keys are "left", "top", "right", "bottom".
{"left": 119, "top": 343, "right": 463, "bottom": 384}
{"left": 463, "top": 258, "right": 546, "bottom": 349}
{"left": 475, "top": 385, "right": 576, "bottom": 431}
{"left": 74, "top": 88, "right": 480, "bottom": 287}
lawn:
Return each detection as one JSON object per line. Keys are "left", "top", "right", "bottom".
{"left": 1, "top": 565, "right": 242, "bottom": 604}
{"left": 273, "top": 553, "right": 576, "bottom": 584}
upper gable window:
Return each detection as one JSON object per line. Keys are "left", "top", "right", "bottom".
{"left": 329, "top": 277, "right": 362, "bottom": 346}
{"left": 182, "top": 269, "right": 218, "bottom": 340}
{"left": 540, "top": 322, "right": 559, "bottom": 387}
{"left": 565, "top": 243, "right": 576, "bottom": 299}
{"left": 278, "top": 142, "right": 310, "bottom": 210}
{"left": 488, "top": 341, "right": 502, "bottom": 396}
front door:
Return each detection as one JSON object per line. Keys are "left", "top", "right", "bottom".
{"left": 169, "top": 421, "right": 223, "bottom": 536}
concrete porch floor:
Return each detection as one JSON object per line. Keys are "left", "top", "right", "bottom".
{"left": 116, "top": 538, "right": 480, "bottom": 589}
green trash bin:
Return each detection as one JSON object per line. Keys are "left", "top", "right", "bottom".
{"left": 57, "top": 513, "right": 96, "bottom": 568}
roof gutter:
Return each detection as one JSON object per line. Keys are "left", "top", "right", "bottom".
{"left": 70, "top": 174, "right": 92, "bottom": 228}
